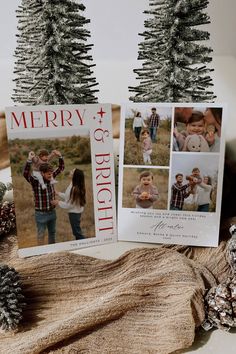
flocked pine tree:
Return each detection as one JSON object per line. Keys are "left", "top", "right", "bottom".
{"left": 12, "top": 0, "right": 98, "bottom": 105}
{"left": 129, "top": 0, "right": 216, "bottom": 102}
{"left": 12, "top": 0, "right": 43, "bottom": 104}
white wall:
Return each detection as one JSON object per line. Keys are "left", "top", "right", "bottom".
{"left": 0, "top": 0, "right": 236, "bottom": 157}
{"left": 212, "top": 56, "right": 236, "bottom": 157}
{"left": 208, "top": 0, "right": 236, "bottom": 57}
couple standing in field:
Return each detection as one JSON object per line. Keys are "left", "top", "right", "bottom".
{"left": 23, "top": 148, "right": 86, "bottom": 246}
{"left": 132, "top": 107, "right": 160, "bottom": 165}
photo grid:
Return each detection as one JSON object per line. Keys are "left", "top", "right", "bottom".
{"left": 122, "top": 105, "right": 171, "bottom": 211}
{"left": 121, "top": 104, "right": 222, "bottom": 214}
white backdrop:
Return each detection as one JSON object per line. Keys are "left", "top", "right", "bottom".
{"left": 1, "top": 0, "right": 236, "bottom": 151}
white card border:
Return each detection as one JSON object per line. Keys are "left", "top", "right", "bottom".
{"left": 118, "top": 102, "right": 227, "bottom": 247}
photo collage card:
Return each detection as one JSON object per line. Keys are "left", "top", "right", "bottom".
{"left": 118, "top": 103, "right": 226, "bottom": 247}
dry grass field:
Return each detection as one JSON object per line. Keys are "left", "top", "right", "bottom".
{"left": 182, "top": 186, "right": 217, "bottom": 212}
{"left": 9, "top": 136, "right": 95, "bottom": 249}
{"left": 122, "top": 168, "right": 169, "bottom": 210}
{"left": 124, "top": 118, "right": 171, "bottom": 166}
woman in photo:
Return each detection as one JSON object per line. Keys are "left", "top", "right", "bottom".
{"left": 196, "top": 175, "right": 213, "bottom": 212}
{"left": 52, "top": 168, "right": 86, "bottom": 240}
{"left": 204, "top": 107, "right": 222, "bottom": 152}
{"left": 132, "top": 111, "right": 146, "bottom": 142}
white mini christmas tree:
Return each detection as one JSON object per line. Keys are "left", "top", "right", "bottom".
{"left": 12, "top": 0, "right": 41, "bottom": 104}
{"left": 12, "top": 0, "right": 98, "bottom": 105}
{"left": 129, "top": 0, "right": 215, "bottom": 102}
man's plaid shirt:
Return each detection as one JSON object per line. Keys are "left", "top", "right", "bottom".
{"left": 23, "top": 157, "right": 64, "bottom": 212}
{"left": 148, "top": 113, "right": 160, "bottom": 128}
{"left": 171, "top": 183, "right": 190, "bottom": 210}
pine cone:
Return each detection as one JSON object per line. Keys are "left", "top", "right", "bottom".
{"left": 202, "top": 276, "right": 236, "bottom": 330}
{"left": 227, "top": 225, "right": 236, "bottom": 273}
{"left": 0, "top": 182, "right": 7, "bottom": 203}
{"left": 0, "top": 201, "right": 16, "bottom": 236}
{"left": 0, "top": 264, "right": 25, "bottom": 331}
{"left": 202, "top": 225, "right": 236, "bottom": 331}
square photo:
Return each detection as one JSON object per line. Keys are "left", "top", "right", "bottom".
{"left": 173, "top": 107, "right": 222, "bottom": 152}
{"left": 170, "top": 154, "right": 220, "bottom": 213}
{"left": 122, "top": 167, "right": 169, "bottom": 210}
{"left": 123, "top": 105, "right": 172, "bottom": 166}
{"left": 9, "top": 134, "right": 95, "bottom": 249}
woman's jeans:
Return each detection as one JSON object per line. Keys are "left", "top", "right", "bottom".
{"left": 197, "top": 204, "right": 209, "bottom": 212}
{"left": 69, "top": 213, "right": 84, "bottom": 240}
{"left": 134, "top": 127, "right": 141, "bottom": 141}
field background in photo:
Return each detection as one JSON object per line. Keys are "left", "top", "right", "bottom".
{"left": 171, "top": 154, "right": 219, "bottom": 213}
{"left": 124, "top": 108, "right": 171, "bottom": 166}
{"left": 122, "top": 167, "right": 169, "bottom": 210}
{"left": 9, "top": 135, "right": 95, "bottom": 248}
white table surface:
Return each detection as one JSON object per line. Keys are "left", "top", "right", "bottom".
{"left": 74, "top": 241, "right": 236, "bottom": 354}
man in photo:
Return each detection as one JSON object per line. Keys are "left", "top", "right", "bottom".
{"left": 147, "top": 107, "right": 160, "bottom": 143}
{"left": 170, "top": 173, "right": 191, "bottom": 211}
{"left": 23, "top": 149, "right": 64, "bottom": 245}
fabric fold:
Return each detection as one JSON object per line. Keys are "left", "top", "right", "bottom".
{"left": 0, "top": 236, "right": 225, "bottom": 354}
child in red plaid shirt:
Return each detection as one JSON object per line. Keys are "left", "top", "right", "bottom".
{"left": 30, "top": 149, "right": 57, "bottom": 190}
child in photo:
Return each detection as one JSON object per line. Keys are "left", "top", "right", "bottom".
{"left": 186, "top": 167, "right": 202, "bottom": 184}
{"left": 186, "top": 167, "right": 202, "bottom": 203}
{"left": 132, "top": 111, "right": 146, "bottom": 142}
{"left": 174, "top": 111, "right": 210, "bottom": 151}
{"left": 28, "top": 149, "right": 58, "bottom": 190}
{"left": 141, "top": 130, "right": 152, "bottom": 164}
{"left": 132, "top": 170, "right": 158, "bottom": 209}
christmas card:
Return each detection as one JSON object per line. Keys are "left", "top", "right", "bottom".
{"left": 5, "top": 104, "right": 116, "bottom": 257}
{"left": 118, "top": 103, "right": 226, "bottom": 247}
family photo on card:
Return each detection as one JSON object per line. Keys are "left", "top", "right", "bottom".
{"left": 9, "top": 135, "right": 93, "bottom": 249}
{"left": 5, "top": 104, "right": 116, "bottom": 257}
{"left": 118, "top": 103, "right": 225, "bottom": 248}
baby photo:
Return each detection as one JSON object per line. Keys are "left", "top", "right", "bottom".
{"left": 122, "top": 167, "right": 169, "bottom": 210}
{"left": 173, "top": 107, "right": 222, "bottom": 152}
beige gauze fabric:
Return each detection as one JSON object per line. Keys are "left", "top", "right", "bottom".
{"left": 0, "top": 232, "right": 232, "bottom": 354}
